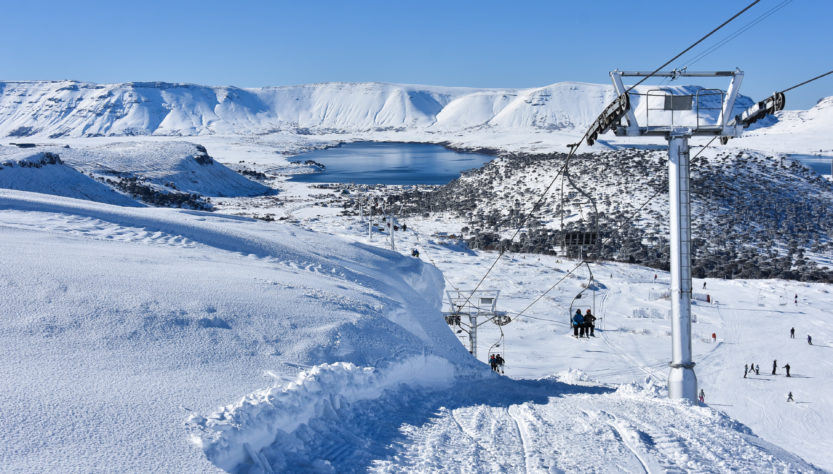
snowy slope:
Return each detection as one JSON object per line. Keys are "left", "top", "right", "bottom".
{"left": 0, "top": 80, "right": 754, "bottom": 138}
{"left": 1, "top": 189, "right": 826, "bottom": 472}
{"left": 0, "top": 149, "right": 140, "bottom": 206}
{"left": 0, "top": 189, "right": 471, "bottom": 472}
{"left": 293, "top": 212, "right": 833, "bottom": 472}
{"left": 0, "top": 141, "right": 270, "bottom": 206}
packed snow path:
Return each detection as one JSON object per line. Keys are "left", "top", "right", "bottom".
{"left": 191, "top": 366, "right": 818, "bottom": 473}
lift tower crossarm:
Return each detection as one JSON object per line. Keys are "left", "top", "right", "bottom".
{"left": 609, "top": 69, "right": 745, "bottom": 140}
{"left": 617, "top": 70, "right": 737, "bottom": 77}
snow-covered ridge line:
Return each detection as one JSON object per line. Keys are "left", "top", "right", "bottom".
{"left": 187, "top": 356, "right": 457, "bottom": 472}
{"left": 0, "top": 80, "right": 758, "bottom": 138}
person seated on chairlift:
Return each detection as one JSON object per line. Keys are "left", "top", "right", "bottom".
{"left": 585, "top": 309, "right": 596, "bottom": 337}
{"left": 572, "top": 309, "right": 583, "bottom": 337}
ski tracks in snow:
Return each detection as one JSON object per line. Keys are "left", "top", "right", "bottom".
{"left": 370, "top": 380, "right": 820, "bottom": 473}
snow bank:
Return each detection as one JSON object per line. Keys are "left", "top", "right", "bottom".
{"left": 188, "top": 355, "right": 456, "bottom": 472}
{"left": 0, "top": 189, "right": 474, "bottom": 472}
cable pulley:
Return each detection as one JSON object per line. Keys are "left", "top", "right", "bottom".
{"left": 586, "top": 93, "right": 630, "bottom": 146}
{"left": 735, "top": 91, "right": 786, "bottom": 128}
{"left": 492, "top": 314, "right": 512, "bottom": 326}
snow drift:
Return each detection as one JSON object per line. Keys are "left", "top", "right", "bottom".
{"left": 188, "top": 356, "right": 458, "bottom": 472}
{"left": 0, "top": 189, "right": 472, "bottom": 472}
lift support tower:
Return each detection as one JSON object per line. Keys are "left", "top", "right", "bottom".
{"left": 589, "top": 69, "right": 749, "bottom": 401}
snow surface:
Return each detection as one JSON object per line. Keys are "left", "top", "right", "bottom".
{"left": 0, "top": 190, "right": 473, "bottom": 472}
{"left": 1, "top": 187, "right": 829, "bottom": 472}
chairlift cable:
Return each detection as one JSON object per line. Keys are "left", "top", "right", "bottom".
{"left": 626, "top": 0, "right": 761, "bottom": 92}
{"left": 510, "top": 139, "right": 720, "bottom": 322}
{"left": 453, "top": 131, "right": 591, "bottom": 313}
{"left": 455, "top": 0, "right": 760, "bottom": 323}
{"left": 780, "top": 69, "right": 833, "bottom": 94}
{"left": 405, "top": 220, "right": 463, "bottom": 292}
{"left": 680, "top": 0, "right": 793, "bottom": 71}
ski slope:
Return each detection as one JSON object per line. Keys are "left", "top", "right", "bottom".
{"left": 1, "top": 188, "right": 829, "bottom": 472}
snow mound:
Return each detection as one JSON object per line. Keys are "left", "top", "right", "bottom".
{"left": 188, "top": 355, "right": 457, "bottom": 472}
{"left": 0, "top": 149, "right": 140, "bottom": 205}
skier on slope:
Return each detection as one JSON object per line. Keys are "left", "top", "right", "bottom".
{"left": 772, "top": 360, "right": 778, "bottom": 375}
{"left": 755, "top": 364, "right": 760, "bottom": 375}
{"left": 808, "top": 335, "right": 813, "bottom": 345}
{"left": 744, "top": 364, "right": 748, "bottom": 378}
{"left": 790, "top": 327, "right": 795, "bottom": 339}
{"left": 787, "top": 392, "right": 794, "bottom": 402}
{"left": 585, "top": 309, "right": 597, "bottom": 337}
{"left": 783, "top": 363, "right": 791, "bottom": 377}
{"left": 699, "top": 389, "right": 705, "bottom": 404}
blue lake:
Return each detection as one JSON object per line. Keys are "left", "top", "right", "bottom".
{"left": 790, "top": 154, "right": 833, "bottom": 176}
{"left": 288, "top": 142, "right": 494, "bottom": 185}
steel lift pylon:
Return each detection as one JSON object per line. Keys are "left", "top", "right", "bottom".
{"left": 589, "top": 69, "right": 749, "bottom": 402}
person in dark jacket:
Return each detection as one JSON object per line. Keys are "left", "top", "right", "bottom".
{"left": 808, "top": 335, "right": 813, "bottom": 345}
{"left": 584, "top": 309, "right": 597, "bottom": 336}
{"left": 572, "top": 309, "right": 582, "bottom": 337}
{"left": 744, "top": 364, "right": 748, "bottom": 378}
{"left": 576, "top": 311, "right": 586, "bottom": 338}
{"left": 790, "top": 327, "right": 795, "bottom": 339}
{"left": 783, "top": 363, "right": 791, "bottom": 377}
{"left": 489, "top": 354, "right": 497, "bottom": 372}
{"left": 495, "top": 354, "right": 505, "bottom": 374}
{"left": 772, "top": 360, "right": 777, "bottom": 375}
{"left": 755, "top": 364, "right": 760, "bottom": 375}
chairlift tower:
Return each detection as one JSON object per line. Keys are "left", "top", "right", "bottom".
{"left": 601, "top": 69, "right": 746, "bottom": 402}
{"left": 443, "top": 290, "right": 507, "bottom": 359}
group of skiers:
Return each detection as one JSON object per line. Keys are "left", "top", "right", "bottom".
{"left": 739, "top": 326, "right": 819, "bottom": 402}
{"left": 571, "top": 309, "right": 596, "bottom": 337}
{"left": 489, "top": 353, "right": 505, "bottom": 373}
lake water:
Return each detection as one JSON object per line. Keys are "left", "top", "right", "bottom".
{"left": 790, "top": 154, "right": 833, "bottom": 176}
{"left": 288, "top": 142, "right": 494, "bottom": 185}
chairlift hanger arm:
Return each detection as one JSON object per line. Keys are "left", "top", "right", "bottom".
{"left": 734, "top": 91, "right": 786, "bottom": 128}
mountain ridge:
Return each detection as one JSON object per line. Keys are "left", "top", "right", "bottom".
{"left": 1, "top": 79, "right": 768, "bottom": 138}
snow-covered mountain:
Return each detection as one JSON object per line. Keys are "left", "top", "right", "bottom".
{"left": 0, "top": 80, "right": 755, "bottom": 138}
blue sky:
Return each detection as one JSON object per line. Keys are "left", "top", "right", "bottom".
{"left": 1, "top": 0, "right": 830, "bottom": 109}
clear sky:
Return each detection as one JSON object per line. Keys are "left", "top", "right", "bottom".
{"left": 1, "top": 0, "right": 830, "bottom": 109}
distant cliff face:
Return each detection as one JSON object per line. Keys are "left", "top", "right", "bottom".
{"left": 0, "top": 80, "right": 757, "bottom": 138}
